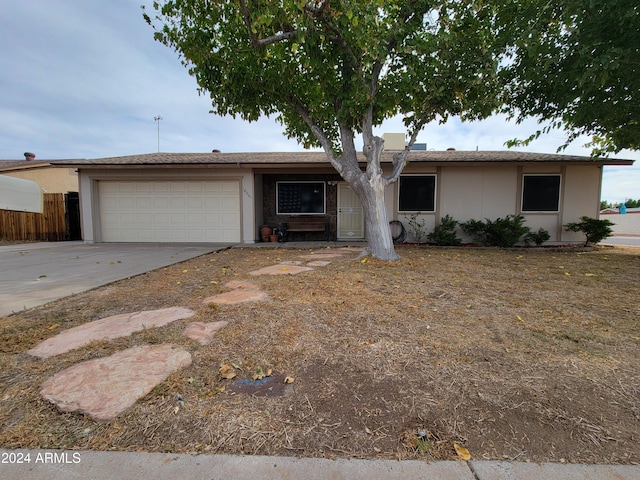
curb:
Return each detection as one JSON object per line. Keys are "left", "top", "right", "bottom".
{"left": 1, "top": 450, "right": 639, "bottom": 480}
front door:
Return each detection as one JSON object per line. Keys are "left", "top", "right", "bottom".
{"left": 337, "top": 183, "right": 365, "bottom": 240}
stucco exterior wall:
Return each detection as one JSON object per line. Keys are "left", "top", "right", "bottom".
{"left": 439, "top": 166, "right": 518, "bottom": 222}
{"left": 391, "top": 163, "right": 603, "bottom": 244}
{"left": 4, "top": 167, "right": 78, "bottom": 193}
{"left": 559, "top": 165, "right": 602, "bottom": 242}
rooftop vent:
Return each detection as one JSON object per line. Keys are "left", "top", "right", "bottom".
{"left": 382, "top": 133, "right": 406, "bottom": 151}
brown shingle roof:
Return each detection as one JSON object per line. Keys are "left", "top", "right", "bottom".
{"left": 51, "top": 150, "right": 634, "bottom": 167}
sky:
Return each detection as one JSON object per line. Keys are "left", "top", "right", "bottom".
{"left": 0, "top": 0, "right": 638, "bottom": 204}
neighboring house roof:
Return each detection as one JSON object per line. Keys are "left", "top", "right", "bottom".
{"left": 0, "top": 159, "right": 84, "bottom": 172}
{"left": 51, "top": 150, "right": 634, "bottom": 167}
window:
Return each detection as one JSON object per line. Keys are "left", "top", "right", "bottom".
{"left": 398, "top": 175, "right": 436, "bottom": 212}
{"left": 522, "top": 175, "right": 561, "bottom": 212}
{"left": 277, "top": 182, "right": 325, "bottom": 214}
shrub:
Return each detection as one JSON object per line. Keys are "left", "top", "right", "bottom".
{"left": 406, "top": 212, "right": 428, "bottom": 244}
{"left": 564, "top": 216, "right": 614, "bottom": 245}
{"left": 428, "top": 215, "right": 461, "bottom": 246}
{"left": 460, "top": 214, "right": 531, "bottom": 247}
{"left": 524, "top": 228, "right": 551, "bottom": 246}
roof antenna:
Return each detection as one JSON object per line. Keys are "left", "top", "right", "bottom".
{"left": 154, "top": 116, "right": 163, "bottom": 152}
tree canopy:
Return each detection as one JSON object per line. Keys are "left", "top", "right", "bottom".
{"left": 500, "top": 0, "right": 640, "bottom": 155}
{"left": 145, "top": 1, "right": 504, "bottom": 162}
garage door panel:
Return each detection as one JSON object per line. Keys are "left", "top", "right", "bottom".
{"left": 134, "top": 197, "right": 151, "bottom": 209}
{"left": 99, "top": 180, "right": 240, "bottom": 242}
{"left": 153, "top": 183, "right": 170, "bottom": 193}
{"left": 187, "top": 197, "right": 203, "bottom": 209}
{"left": 170, "top": 198, "right": 186, "bottom": 209}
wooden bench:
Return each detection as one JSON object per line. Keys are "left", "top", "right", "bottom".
{"left": 285, "top": 216, "right": 328, "bottom": 241}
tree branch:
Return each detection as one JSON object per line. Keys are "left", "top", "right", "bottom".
{"left": 368, "top": 4, "right": 424, "bottom": 106}
{"left": 289, "top": 100, "right": 344, "bottom": 174}
{"left": 256, "top": 31, "right": 298, "bottom": 46}
{"left": 385, "top": 117, "right": 429, "bottom": 185}
{"left": 239, "top": 0, "right": 298, "bottom": 48}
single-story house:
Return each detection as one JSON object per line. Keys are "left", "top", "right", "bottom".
{"left": 54, "top": 150, "right": 634, "bottom": 245}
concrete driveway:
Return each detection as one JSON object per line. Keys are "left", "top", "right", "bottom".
{"left": 0, "top": 242, "right": 232, "bottom": 318}
{"left": 601, "top": 235, "right": 640, "bottom": 247}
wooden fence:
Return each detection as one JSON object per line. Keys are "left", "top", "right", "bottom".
{"left": 0, "top": 193, "right": 67, "bottom": 242}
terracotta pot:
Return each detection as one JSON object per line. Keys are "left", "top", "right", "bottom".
{"left": 260, "top": 225, "right": 272, "bottom": 242}
{"left": 269, "top": 234, "right": 278, "bottom": 242}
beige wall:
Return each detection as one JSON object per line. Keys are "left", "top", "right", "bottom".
{"left": 440, "top": 166, "right": 518, "bottom": 222}
{"left": 391, "top": 163, "right": 603, "bottom": 244}
{"left": 559, "top": 165, "right": 602, "bottom": 241}
{"left": 4, "top": 167, "right": 78, "bottom": 193}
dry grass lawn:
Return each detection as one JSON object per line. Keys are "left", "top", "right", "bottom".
{"left": 0, "top": 244, "right": 638, "bottom": 464}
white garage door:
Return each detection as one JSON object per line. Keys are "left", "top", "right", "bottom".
{"left": 99, "top": 180, "right": 241, "bottom": 242}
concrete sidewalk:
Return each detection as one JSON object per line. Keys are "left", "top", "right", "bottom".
{"left": 0, "top": 242, "right": 231, "bottom": 317}
{"left": 0, "top": 450, "right": 638, "bottom": 480}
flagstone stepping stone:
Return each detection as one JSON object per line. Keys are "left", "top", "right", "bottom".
{"left": 183, "top": 321, "right": 228, "bottom": 345}
{"left": 249, "top": 264, "right": 314, "bottom": 276}
{"left": 40, "top": 344, "right": 192, "bottom": 421}
{"left": 306, "top": 260, "right": 332, "bottom": 267}
{"left": 27, "top": 307, "right": 196, "bottom": 359}
{"left": 203, "top": 280, "right": 268, "bottom": 305}
{"left": 299, "top": 253, "right": 345, "bottom": 259}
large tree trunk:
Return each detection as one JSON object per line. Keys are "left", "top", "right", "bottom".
{"left": 338, "top": 132, "right": 400, "bottom": 261}
{"left": 358, "top": 173, "right": 398, "bottom": 261}
{"left": 308, "top": 121, "right": 405, "bottom": 261}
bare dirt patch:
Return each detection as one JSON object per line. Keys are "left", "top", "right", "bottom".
{"left": 0, "top": 245, "right": 638, "bottom": 463}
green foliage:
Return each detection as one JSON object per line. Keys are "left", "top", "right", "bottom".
{"left": 523, "top": 228, "right": 551, "bottom": 247}
{"left": 427, "top": 215, "right": 461, "bottom": 246}
{"left": 145, "top": 1, "right": 511, "bottom": 154}
{"left": 601, "top": 199, "right": 640, "bottom": 209}
{"left": 406, "top": 213, "right": 428, "bottom": 244}
{"left": 460, "top": 215, "right": 531, "bottom": 247}
{"left": 500, "top": 0, "right": 640, "bottom": 155}
{"left": 564, "top": 217, "right": 614, "bottom": 246}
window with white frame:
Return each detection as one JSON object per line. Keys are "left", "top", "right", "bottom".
{"left": 522, "top": 174, "right": 561, "bottom": 212}
{"left": 398, "top": 175, "right": 436, "bottom": 212}
{"left": 277, "top": 181, "right": 325, "bottom": 214}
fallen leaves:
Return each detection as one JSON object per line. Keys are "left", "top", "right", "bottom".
{"left": 219, "top": 364, "right": 237, "bottom": 380}
{"left": 252, "top": 366, "right": 273, "bottom": 381}
{"left": 454, "top": 442, "right": 471, "bottom": 461}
